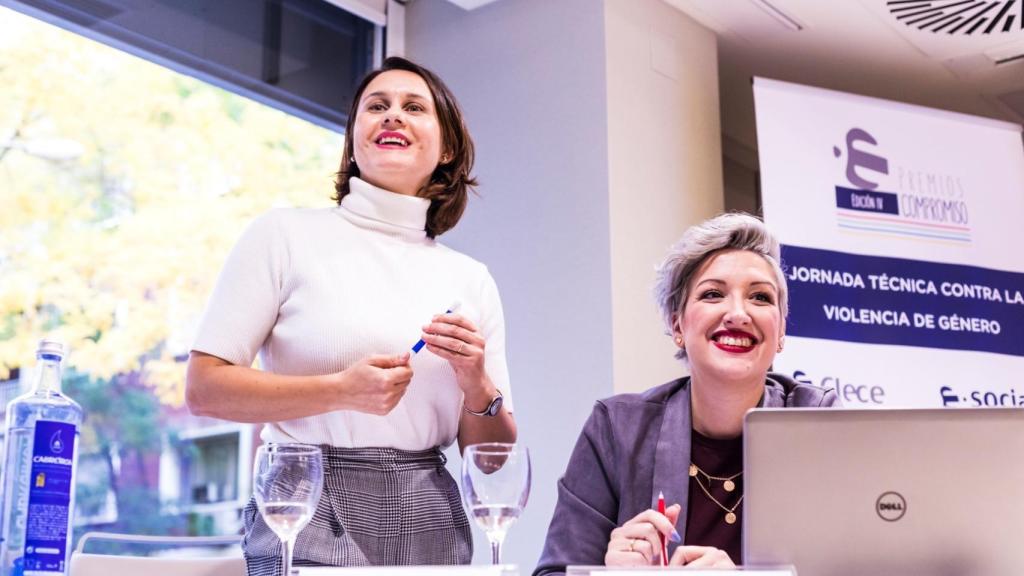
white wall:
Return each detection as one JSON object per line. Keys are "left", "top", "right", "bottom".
{"left": 723, "top": 156, "right": 760, "bottom": 214}
{"left": 406, "top": 0, "right": 723, "bottom": 568}
{"left": 405, "top": 0, "right": 614, "bottom": 568}
{"left": 604, "top": 0, "right": 723, "bottom": 395}
{"left": 723, "top": 135, "right": 761, "bottom": 214}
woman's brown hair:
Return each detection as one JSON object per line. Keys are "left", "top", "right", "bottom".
{"left": 333, "top": 56, "right": 477, "bottom": 238}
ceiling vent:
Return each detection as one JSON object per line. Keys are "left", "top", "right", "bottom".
{"left": 888, "top": 0, "right": 1024, "bottom": 35}
{"left": 445, "top": 0, "right": 500, "bottom": 10}
{"left": 986, "top": 40, "right": 1024, "bottom": 64}
{"left": 750, "top": 0, "right": 804, "bottom": 31}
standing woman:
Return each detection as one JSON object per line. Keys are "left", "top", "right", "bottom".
{"left": 534, "top": 213, "right": 837, "bottom": 575}
{"left": 186, "top": 57, "right": 516, "bottom": 573}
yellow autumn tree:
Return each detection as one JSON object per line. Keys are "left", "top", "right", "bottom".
{"left": 0, "top": 7, "right": 344, "bottom": 406}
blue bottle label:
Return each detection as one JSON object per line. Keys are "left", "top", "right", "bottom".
{"left": 22, "top": 421, "right": 75, "bottom": 573}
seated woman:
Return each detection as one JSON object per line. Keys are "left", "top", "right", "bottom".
{"left": 534, "top": 212, "right": 838, "bottom": 574}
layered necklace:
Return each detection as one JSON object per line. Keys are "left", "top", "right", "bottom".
{"left": 689, "top": 462, "right": 743, "bottom": 524}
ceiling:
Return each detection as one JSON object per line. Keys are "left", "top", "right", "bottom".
{"left": 663, "top": 0, "right": 1024, "bottom": 159}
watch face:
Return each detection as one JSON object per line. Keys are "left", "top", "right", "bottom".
{"left": 488, "top": 395, "right": 504, "bottom": 417}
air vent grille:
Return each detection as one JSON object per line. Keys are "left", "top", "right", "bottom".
{"left": 888, "top": 0, "right": 1023, "bottom": 35}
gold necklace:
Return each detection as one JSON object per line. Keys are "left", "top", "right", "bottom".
{"left": 688, "top": 462, "right": 742, "bottom": 492}
{"left": 689, "top": 462, "right": 743, "bottom": 524}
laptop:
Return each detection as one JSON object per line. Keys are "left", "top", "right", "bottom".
{"left": 743, "top": 408, "right": 1024, "bottom": 576}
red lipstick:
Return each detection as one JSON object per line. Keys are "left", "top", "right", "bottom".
{"left": 711, "top": 329, "right": 758, "bottom": 353}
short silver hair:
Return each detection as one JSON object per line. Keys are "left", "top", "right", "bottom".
{"left": 653, "top": 212, "right": 787, "bottom": 361}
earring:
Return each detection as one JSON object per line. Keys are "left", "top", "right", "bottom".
{"left": 349, "top": 156, "right": 355, "bottom": 163}
{"left": 674, "top": 336, "right": 684, "bottom": 347}
{"left": 440, "top": 154, "right": 451, "bottom": 164}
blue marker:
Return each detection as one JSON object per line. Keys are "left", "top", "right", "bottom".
{"left": 411, "top": 301, "right": 462, "bottom": 353}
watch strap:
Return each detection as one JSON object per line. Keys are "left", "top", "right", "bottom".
{"left": 464, "top": 388, "right": 503, "bottom": 417}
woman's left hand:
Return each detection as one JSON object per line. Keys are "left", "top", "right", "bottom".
{"left": 668, "top": 546, "right": 735, "bottom": 568}
{"left": 426, "top": 312, "right": 516, "bottom": 451}
{"left": 421, "top": 312, "right": 487, "bottom": 388}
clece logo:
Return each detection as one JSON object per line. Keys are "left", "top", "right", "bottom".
{"left": 832, "top": 128, "right": 971, "bottom": 243}
{"left": 792, "top": 370, "right": 885, "bottom": 405}
{"left": 876, "top": 491, "right": 906, "bottom": 522}
{"left": 49, "top": 430, "right": 65, "bottom": 454}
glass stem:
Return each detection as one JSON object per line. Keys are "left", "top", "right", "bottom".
{"left": 487, "top": 531, "right": 507, "bottom": 565}
{"left": 282, "top": 537, "right": 294, "bottom": 576}
{"left": 490, "top": 540, "right": 501, "bottom": 565}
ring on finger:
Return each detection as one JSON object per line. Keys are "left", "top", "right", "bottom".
{"left": 628, "top": 539, "right": 635, "bottom": 552}
{"left": 456, "top": 341, "right": 465, "bottom": 355}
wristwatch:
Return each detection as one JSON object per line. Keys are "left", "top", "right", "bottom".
{"left": 464, "top": 389, "right": 504, "bottom": 417}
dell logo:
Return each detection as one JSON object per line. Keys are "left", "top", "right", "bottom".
{"left": 876, "top": 491, "right": 906, "bottom": 522}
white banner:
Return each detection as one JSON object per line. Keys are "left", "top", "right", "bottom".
{"left": 754, "top": 77, "right": 1024, "bottom": 408}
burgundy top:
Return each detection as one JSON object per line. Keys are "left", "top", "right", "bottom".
{"left": 684, "top": 429, "right": 744, "bottom": 564}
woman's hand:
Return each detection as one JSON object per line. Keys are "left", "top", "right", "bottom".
{"left": 421, "top": 312, "right": 487, "bottom": 387}
{"left": 669, "top": 545, "right": 735, "bottom": 568}
{"left": 424, "top": 311, "right": 517, "bottom": 451}
{"left": 185, "top": 350, "right": 413, "bottom": 422}
{"left": 335, "top": 352, "right": 414, "bottom": 415}
{"left": 604, "top": 504, "right": 681, "bottom": 567}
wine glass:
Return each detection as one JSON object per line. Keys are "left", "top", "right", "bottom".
{"left": 253, "top": 443, "right": 323, "bottom": 576}
{"left": 461, "top": 443, "right": 531, "bottom": 565}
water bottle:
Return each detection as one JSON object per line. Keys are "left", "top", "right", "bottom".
{"left": 0, "top": 371, "right": 30, "bottom": 488}
{"left": 0, "top": 340, "right": 83, "bottom": 575}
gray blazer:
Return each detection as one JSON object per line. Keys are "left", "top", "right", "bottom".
{"left": 534, "top": 373, "right": 839, "bottom": 576}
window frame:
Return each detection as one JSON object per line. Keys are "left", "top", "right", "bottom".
{"left": 161, "top": 423, "right": 255, "bottom": 515}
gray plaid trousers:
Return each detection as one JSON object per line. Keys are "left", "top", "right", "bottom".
{"left": 243, "top": 446, "right": 472, "bottom": 575}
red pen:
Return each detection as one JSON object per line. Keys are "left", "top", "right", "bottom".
{"left": 657, "top": 491, "right": 668, "bottom": 566}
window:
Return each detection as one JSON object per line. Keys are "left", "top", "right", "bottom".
{"left": 0, "top": 5, "right": 343, "bottom": 540}
{"left": 4, "top": 0, "right": 379, "bottom": 129}
{"left": 167, "top": 425, "right": 253, "bottom": 510}
{"left": 75, "top": 451, "right": 118, "bottom": 525}
{"left": 161, "top": 424, "right": 254, "bottom": 534}
{"left": 0, "top": 370, "right": 24, "bottom": 410}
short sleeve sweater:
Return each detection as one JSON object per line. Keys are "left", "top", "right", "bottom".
{"left": 192, "top": 177, "right": 512, "bottom": 450}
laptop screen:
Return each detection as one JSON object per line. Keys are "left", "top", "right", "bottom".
{"left": 743, "top": 408, "right": 1024, "bottom": 576}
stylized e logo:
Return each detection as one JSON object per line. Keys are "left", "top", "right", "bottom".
{"left": 940, "top": 386, "right": 960, "bottom": 406}
{"left": 834, "top": 128, "right": 889, "bottom": 191}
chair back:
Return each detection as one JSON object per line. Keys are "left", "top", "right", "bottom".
{"left": 70, "top": 532, "right": 244, "bottom": 576}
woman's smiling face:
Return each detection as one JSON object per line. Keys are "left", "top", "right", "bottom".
{"left": 674, "top": 249, "right": 784, "bottom": 385}
{"left": 351, "top": 69, "right": 443, "bottom": 196}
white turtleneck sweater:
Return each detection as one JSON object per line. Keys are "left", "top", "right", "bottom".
{"left": 193, "top": 177, "right": 512, "bottom": 450}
